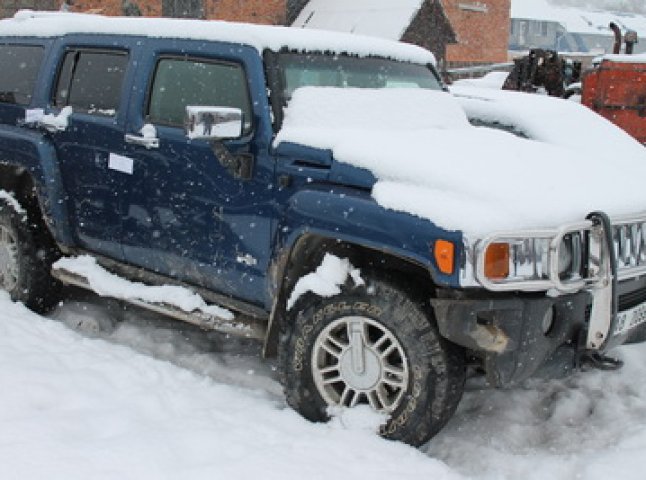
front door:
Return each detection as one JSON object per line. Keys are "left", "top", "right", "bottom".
{"left": 120, "top": 44, "right": 275, "bottom": 306}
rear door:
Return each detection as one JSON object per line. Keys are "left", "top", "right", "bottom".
{"left": 46, "top": 37, "right": 141, "bottom": 259}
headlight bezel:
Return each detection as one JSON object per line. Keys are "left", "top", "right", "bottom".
{"left": 473, "top": 221, "right": 598, "bottom": 294}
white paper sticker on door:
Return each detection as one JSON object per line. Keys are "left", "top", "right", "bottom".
{"left": 24, "top": 108, "right": 44, "bottom": 124}
{"left": 108, "top": 153, "right": 134, "bottom": 175}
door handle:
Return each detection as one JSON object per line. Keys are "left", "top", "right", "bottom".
{"left": 39, "top": 116, "right": 67, "bottom": 133}
{"left": 125, "top": 133, "right": 159, "bottom": 149}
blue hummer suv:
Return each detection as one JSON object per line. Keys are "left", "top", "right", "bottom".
{"left": 1, "top": 10, "right": 646, "bottom": 447}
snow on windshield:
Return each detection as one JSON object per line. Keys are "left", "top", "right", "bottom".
{"left": 275, "top": 87, "right": 646, "bottom": 237}
{"left": 278, "top": 53, "right": 442, "bottom": 100}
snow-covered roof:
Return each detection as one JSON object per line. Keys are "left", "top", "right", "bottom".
{"left": 0, "top": 10, "right": 435, "bottom": 65}
{"left": 291, "top": 0, "right": 424, "bottom": 41}
{"left": 511, "top": 0, "right": 646, "bottom": 37}
{"left": 600, "top": 53, "right": 646, "bottom": 63}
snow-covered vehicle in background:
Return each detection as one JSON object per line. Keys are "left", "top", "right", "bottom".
{"left": 472, "top": 23, "right": 646, "bottom": 145}
{"left": 1, "top": 10, "right": 646, "bottom": 448}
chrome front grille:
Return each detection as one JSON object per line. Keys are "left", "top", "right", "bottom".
{"left": 467, "top": 211, "right": 646, "bottom": 351}
{"left": 612, "top": 219, "right": 646, "bottom": 280}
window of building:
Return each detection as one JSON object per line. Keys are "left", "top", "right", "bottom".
{"left": 0, "top": 44, "right": 44, "bottom": 105}
{"left": 162, "top": 0, "right": 204, "bottom": 18}
{"left": 54, "top": 49, "right": 129, "bottom": 116}
{"left": 534, "top": 21, "right": 549, "bottom": 37}
{"left": 518, "top": 21, "right": 528, "bottom": 45}
{"left": 147, "top": 57, "right": 252, "bottom": 132}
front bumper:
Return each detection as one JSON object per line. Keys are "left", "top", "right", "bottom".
{"left": 432, "top": 275, "right": 646, "bottom": 386}
{"left": 461, "top": 211, "right": 646, "bottom": 354}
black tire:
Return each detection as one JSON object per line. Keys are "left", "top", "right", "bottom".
{"left": 280, "top": 278, "right": 465, "bottom": 447}
{"left": 0, "top": 194, "right": 61, "bottom": 313}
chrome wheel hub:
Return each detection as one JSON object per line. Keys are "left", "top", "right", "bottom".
{"left": 0, "top": 225, "right": 18, "bottom": 291}
{"left": 312, "top": 316, "right": 409, "bottom": 413}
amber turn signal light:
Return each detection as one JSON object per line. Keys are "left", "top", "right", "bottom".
{"left": 484, "top": 243, "right": 510, "bottom": 280}
{"left": 434, "top": 239, "right": 455, "bottom": 275}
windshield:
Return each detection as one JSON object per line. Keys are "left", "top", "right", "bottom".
{"left": 276, "top": 53, "right": 443, "bottom": 101}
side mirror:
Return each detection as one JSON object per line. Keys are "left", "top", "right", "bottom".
{"left": 185, "top": 106, "right": 243, "bottom": 141}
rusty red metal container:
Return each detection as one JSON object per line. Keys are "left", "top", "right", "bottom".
{"left": 582, "top": 59, "right": 646, "bottom": 144}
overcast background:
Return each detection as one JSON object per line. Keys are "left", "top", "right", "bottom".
{"left": 549, "top": 0, "right": 646, "bottom": 14}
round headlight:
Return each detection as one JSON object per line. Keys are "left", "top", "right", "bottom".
{"left": 557, "top": 234, "right": 581, "bottom": 278}
{"left": 558, "top": 239, "right": 573, "bottom": 275}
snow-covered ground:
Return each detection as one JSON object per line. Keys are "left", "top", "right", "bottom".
{"left": 2, "top": 289, "right": 646, "bottom": 479}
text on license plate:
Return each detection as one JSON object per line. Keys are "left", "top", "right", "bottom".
{"left": 614, "top": 301, "right": 646, "bottom": 337}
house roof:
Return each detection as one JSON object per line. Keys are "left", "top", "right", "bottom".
{"left": 291, "top": 0, "right": 424, "bottom": 41}
{"left": 511, "top": 0, "right": 646, "bottom": 37}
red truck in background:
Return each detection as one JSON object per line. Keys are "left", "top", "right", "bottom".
{"left": 581, "top": 57, "right": 646, "bottom": 145}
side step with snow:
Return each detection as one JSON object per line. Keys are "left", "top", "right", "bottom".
{"left": 51, "top": 259, "right": 266, "bottom": 340}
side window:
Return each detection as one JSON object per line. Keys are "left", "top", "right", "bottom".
{"left": 147, "top": 57, "right": 252, "bottom": 133}
{"left": 54, "top": 50, "right": 128, "bottom": 116}
{"left": 0, "top": 44, "right": 44, "bottom": 105}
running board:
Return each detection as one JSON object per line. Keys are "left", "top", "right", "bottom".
{"left": 51, "top": 266, "right": 266, "bottom": 340}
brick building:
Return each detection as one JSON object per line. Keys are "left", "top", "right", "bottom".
{"left": 443, "top": 0, "right": 511, "bottom": 68}
{"left": 55, "top": 0, "right": 308, "bottom": 24}
{"left": 2, "top": 0, "right": 56, "bottom": 19}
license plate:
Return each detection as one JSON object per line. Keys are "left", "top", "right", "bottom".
{"left": 614, "top": 301, "right": 646, "bottom": 337}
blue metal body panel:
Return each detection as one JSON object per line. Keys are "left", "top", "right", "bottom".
{"left": 0, "top": 32, "right": 465, "bottom": 315}
{"left": 0, "top": 126, "right": 74, "bottom": 246}
{"left": 272, "top": 143, "right": 462, "bottom": 287}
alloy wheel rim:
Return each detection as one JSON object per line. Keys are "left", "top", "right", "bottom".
{"left": 312, "top": 315, "right": 409, "bottom": 413}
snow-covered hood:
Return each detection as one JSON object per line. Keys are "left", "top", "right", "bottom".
{"left": 274, "top": 87, "right": 646, "bottom": 239}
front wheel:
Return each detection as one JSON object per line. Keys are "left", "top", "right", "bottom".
{"left": 280, "top": 278, "right": 465, "bottom": 446}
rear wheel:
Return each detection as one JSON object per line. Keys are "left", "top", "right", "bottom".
{"left": 0, "top": 194, "right": 61, "bottom": 312}
{"left": 280, "top": 278, "right": 465, "bottom": 446}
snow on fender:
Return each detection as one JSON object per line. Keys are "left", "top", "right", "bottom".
{"left": 287, "top": 253, "right": 364, "bottom": 310}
